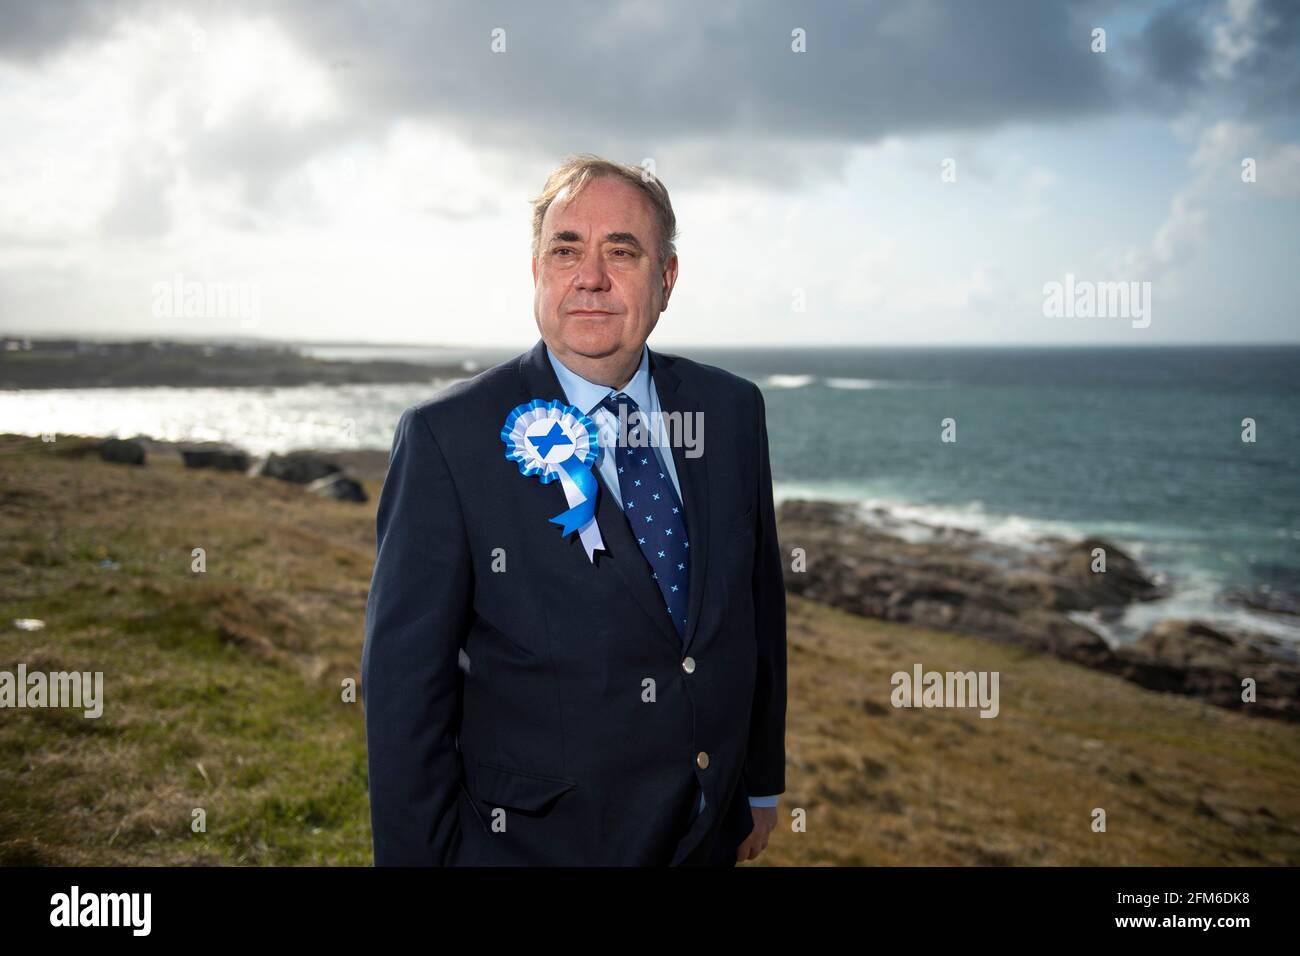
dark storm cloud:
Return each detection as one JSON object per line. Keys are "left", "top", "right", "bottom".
{"left": 269, "top": 0, "right": 1121, "bottom": 147}
{"left": 1142, "top": 2, "right": 1210, "bottom": 89}
{"left": 5, "top": 0, "right": 1296, "bottom": 133}
{"left": 3, "top": 0, "right": 1296, "bottom": 201}
{"left": 1139, "top": 0, "right": 1300, "bottom": 109}
{"left": 0, "top": 0, "right": 131, "bottom": 61}
{"left": 1232, "top": 0, "right": 1300, "bottom": 109}
{"left": 0, "top": 0, "right": 1119, "bottom": 141}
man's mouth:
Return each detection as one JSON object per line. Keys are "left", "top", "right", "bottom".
{"left": 569, "top": 310, "right": 615, "bottom": 316}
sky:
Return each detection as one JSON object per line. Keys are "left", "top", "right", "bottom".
{"left": 0, "top": 0, "right": 1297, "bottom": 348}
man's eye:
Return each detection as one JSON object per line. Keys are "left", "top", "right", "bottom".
{"left": 612, "top": 249, "right": 632, "bottom": 257}
{"left": 554, "top": 248, "right": 574, "bottom": 256}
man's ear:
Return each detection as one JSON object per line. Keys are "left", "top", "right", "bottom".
{"left": 531, "top": 255, "right": 539, "bottom": 285}
{"left": 659, "top": 253, "right": 679, "bottom": 311}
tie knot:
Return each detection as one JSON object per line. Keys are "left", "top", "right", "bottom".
{"left": 597, "top": 392, "right": 649, "bottom": 448}
{"left": 599, "top": 391, "right": 640, "bottom": 417}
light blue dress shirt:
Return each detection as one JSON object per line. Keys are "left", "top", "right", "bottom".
{"left": 546, "top": 343, "right": 781, "bottom": 815}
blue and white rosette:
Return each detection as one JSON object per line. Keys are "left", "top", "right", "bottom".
{"left": 501, "top": 398, "right": 606, "bottom": 561}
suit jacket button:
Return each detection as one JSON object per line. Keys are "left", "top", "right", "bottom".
{"left": 696, "top": 751, "right": 710, "bottom": 769}
{"left": 681, "top": 656, "right": 695, "bottom": 674}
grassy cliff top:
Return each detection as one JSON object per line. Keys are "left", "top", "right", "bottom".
{"left": 1, "top": 434, "right": 1297, "bottom": 865}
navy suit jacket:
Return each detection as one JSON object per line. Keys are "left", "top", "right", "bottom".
{"left": 361, "top": 338, "right": 787, "bottom": 865}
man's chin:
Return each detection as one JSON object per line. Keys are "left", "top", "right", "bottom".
{"left": 560, "top": 331, "right": 627, "bottom": 359}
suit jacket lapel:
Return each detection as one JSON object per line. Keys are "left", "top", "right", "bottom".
{"left": 517, "top": 338, "right": 683, "bottom": 653}
{"left": 647, "top": 347, "right": 709, "bottom": 655}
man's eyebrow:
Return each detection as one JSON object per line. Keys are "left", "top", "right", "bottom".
{"left": 603, "top": 232, "right": 643, "bottom": 248}
{"left": 548, "top": 230, "right": 644, "bottom": 248}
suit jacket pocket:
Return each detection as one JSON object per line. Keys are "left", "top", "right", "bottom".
{"left": 473, "top": 761, "right": 578, "bottom": 814}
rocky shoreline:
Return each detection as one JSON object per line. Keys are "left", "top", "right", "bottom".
{"left": 776, "top": 498, "right": 1300, "bottom": 722}
{"left": 56, "top": 433, "right": 382, "bottom": 504}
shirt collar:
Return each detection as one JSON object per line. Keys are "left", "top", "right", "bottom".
{"left": 546, "top": 342, "right": 652, "bottom": 416}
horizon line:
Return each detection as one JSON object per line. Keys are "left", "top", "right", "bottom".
{"left": 4, "top": 331, "right": 1300, "bottom": 351}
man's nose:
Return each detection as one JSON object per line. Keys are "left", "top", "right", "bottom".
{"left": 573, "top": 253, "right": 611, "bottom": 291}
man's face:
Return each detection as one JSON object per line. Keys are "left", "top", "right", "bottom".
{"left": 532, "top": 175, "right": 677, "bottom": 370}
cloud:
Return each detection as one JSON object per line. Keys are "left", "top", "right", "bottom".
{"left": 1112, "top": 118, "right": 1297, "bottom": 281}
{"left": 0, "top": 0, "right": 1122, "bottom": 199}
{"left": 1137, "top": 0, "right": 1300, "bottom": 113}
{"left": 0, "top": 0, "right": 134, "bottom": 62}
{"left": 1143, "top": 2, "right": 1211, "bottom": 89}
{"left": 236, "top": 0, "right": 1125, "bottom": 170}
{"left": 1, "top": 0, "right": 1295, "bottom": 207}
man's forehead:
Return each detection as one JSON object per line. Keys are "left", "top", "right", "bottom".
{"left": 547, "top": 178, "right": 652, "bottom": 230}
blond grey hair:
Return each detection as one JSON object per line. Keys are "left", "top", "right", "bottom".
{"left": 530, "top": 154, "right": 678, "bottom": 267}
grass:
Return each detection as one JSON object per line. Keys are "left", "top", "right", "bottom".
{"left": 779, "top": 597, "right": 1300, "bottom": 865}
{"left": 1, "top": 433, "right": 1297, "bottom": 866}
{"left": 0, "top": 434, "right": 372, "bottom": 865}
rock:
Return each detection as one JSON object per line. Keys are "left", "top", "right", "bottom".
{"left": 1134, "top": 619, "right": 1236, "bottom": 666}
{"left": 254, "top": 451, "right": 342, "bottom": 484}
{"left": 779, "top": 498, "right": 859, "bottom": 528}
{"left": 1036, "top": 537, "right": 1165, "bottom": 610}
{"left": 1001, "top": 572, "right": 1065, "bottom": 612}
{"left": 1133, "top": 619, "right": 1298, "bottom": 668}
{"left": 1106, "top": 619, "right": 1300, "bottom": 721}
{"left": 1222, "top": 584, "right": 1300, "bottom": 619}
{"left": 181, "top": 445, "right": 251, "bottom": 472}
{"left": 1011, "top": 610, "right": 1114, "bottom": 667}
{"left": 307, "top": 473, "right": 367, "bottom": 503}
{"left": 98, "top": 438, "right": 145, "bottom": 465}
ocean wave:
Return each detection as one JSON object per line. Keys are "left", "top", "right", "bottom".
{"left": 822, "top": 377, "right": 878, "bottom": 390}
{"left": 773, "top": 484, "right": 1087, "bottom": 551}
{"left": 1080, "top": 584, "right": 1300, "bottom": 646}
{"left": 856, "top": 496, "right": 1086, "bottom": 550}
{"left": 762, "top": 374, "right": 816, "bottom": 389}
{"left": 823, "top": 377, "right": 937, "bottom": 390}
{"left": 761, "top": 374, "right": 945, "bottom": 390}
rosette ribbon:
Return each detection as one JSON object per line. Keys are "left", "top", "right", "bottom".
{"left": 501, "top": 398, "right": 605, "bottom": 561}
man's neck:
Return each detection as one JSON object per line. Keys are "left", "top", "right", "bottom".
{"left": 549, "top": 346, "right": 642, "bottom": 391}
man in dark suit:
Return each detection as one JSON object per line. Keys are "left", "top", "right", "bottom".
{"left": 361, "top": 155, "right": 786, "bottom": 866}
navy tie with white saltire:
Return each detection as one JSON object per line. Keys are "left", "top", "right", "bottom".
{"left": 599, "top": 391, "right": 690, "bottom": 640}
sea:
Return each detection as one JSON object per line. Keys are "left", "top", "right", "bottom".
{"left": 3, "top": 343, "right": 1297, "bottom": 645}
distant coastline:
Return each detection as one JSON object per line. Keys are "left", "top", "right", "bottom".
{"left": 0, "top": 337, "right": 466, "bottom": 389}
